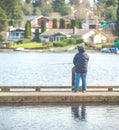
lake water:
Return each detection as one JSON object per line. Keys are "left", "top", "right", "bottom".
{"left": 0, "top": 51, "right": 119, "bottom": 86}
{"left": 0, "top": 104, "right": 119, "bottom": 130}
{"left": 0, "top": 51, "right": 119, "bottom": 130}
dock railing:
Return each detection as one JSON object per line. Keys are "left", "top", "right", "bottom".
{"left": 0, "top": 85, "right": 119, "bottom": 92}
{"left": 0, "top": 67, "right": 119, "bottom": 92}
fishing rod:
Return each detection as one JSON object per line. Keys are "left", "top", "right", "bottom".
{"left": 40, "top": 63, "right": 73, "bottom": 66}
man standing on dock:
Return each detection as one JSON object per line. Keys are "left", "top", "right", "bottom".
{"left": 73, "top": 46, "right": 89, "bottom": 93}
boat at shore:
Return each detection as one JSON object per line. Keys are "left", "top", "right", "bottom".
{"left": 101, "top": 47, "right": 119, "bottom": 54}
{"left": 14, "top": 47, "right": 24, "bottom": 51}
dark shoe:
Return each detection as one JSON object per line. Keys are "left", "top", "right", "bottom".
{"left": 74, "top": 91, "right": 78, "bottom": 93}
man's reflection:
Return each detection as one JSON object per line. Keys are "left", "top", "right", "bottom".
{"left": 71, "top": 105, "right": 86, "bottom": 121}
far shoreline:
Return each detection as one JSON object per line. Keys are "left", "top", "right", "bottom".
{"left": 0, "top": 48, "right": 101, "bottom": 53}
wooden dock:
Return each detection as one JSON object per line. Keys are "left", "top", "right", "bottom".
{"left": 0, "top": 86, "right": 119, "bottom": 104}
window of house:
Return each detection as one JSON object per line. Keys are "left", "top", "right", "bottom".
{"left": 15, "top": 33, "right": 19, "bottom": 36}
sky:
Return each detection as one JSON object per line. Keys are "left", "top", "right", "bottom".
{"left": 90, "top": 0, "right": 97, "bottom": 7}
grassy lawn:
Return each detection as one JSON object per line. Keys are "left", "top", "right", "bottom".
{"left": 10, "top": 43, "right": 45, "bottom": 49}
{"left": 10, "top": 43, "right": 77, "bottom": 52}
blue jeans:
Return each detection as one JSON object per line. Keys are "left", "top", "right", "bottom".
{"left": 74, "top": 72, "right": 87, "bottom": 92}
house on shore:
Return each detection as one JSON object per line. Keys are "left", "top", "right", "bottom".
{"left": 7, "top": 27, "right": 35, "bottom": 41}
{"left": 7, "top": 27, "right": 107, "bottom": 44}
{"left": 6, "top": 14, "right": 107, "bottom": 43}
{"left": 7, "top": 28, "right": 25, "bottom": 41}
{"left": 40, "top": 29, "right": 73, "bottom": 43}
{"left": 40, "top": 27, "right": 107, "bottom": 44}
{"left": 23, "top": 15, "right": 69, "bottom": 28}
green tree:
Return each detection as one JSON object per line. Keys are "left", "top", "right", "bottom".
{"left": 33, "top": 7, "right": 41, "bottom": 15}
{"left": 23, "top": 2, "right": 34, "bottom": 15}
{"left": 79, "top": 20, "right": 82, "bottom": 29}
{"left": 25, "top": 0, "right": 32, "bottom": 4}
{"left": 96, "top": 0, "right": 117, "bottom": 22}
{"left": 41, "top": 21, "right": 46, "bottom": 33}
{"left": 24, "top": 20, "right": 32, "bottom": 39}
{"left": 0, "top": 7, "right": 7, "bottom": 42}
{"left": 34, "top": 28, "right": 40, "bottom": 42}
{"left": 60, "top": 6, "right": 69, "bottom": 15}
{"left": 70, "top": 19, "right": 82, "bottom": 28}
{"left": 116, "top": 0, "right": 119, "bottom": 34}
{"left": 53, "top": 19, "right": 57, "bottom": 28}
{"left": 59, "top": 19, "right": 65, "bottom": 28}
{"left": 52, "top": 0, "right": 69, "bottom": 15}
{"left": 0, "top": 0, "right": 23, "bottom": 26}
{"left": 32, "top": 0, "right": 53, "bottom": 15}
{"left": 0, "top": 7, "right": 8, "bottom": 32}
{"left": 69, "top": 0, "right": 79, "bottom": 5}
{"left": 70, "top": 19, "right": 75, "bottom": 28}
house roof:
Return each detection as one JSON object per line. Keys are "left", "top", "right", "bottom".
{"left": 40, "top": 28, "right": 95, "bottom": 36}
{"left": 91, "top": 30, "right": 107, "bottom": 37}
{"left": 73, "top": 29, "right": 95, "bottom": 35}
{"left": 10, "top": 28, "right": 25, "bottom": 32}
{"left": 40, "top": 29, "right": 73, "bottom": 36}
{"left": 8, "top": 28, "right": 35, "bottom": 33}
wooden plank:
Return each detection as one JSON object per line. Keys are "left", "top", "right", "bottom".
{"left": 0, "top": 86, "right": 119, "bottom": 92}
{"left": 1, "top": 86, "right": 119, "bottom": 88}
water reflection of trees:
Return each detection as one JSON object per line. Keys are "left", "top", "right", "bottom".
{"left": 71, "top": 105, "right": 86, "bottom": 121}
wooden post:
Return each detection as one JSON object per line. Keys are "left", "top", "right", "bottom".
{"left": 72, "top": 66, "right": 75, "bottom": 86}
{"left": 36, "top": 87, "right": 41, "bottom": 92}
{"left": 1, "top": 87, "right": 10, "bottom": 92}
{"left": 108, "top": 87, "right": 113, "bottom": 91}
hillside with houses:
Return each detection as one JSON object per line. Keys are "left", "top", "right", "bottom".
{"left": 0, "top": 0, "right": 119, "bottom": 51}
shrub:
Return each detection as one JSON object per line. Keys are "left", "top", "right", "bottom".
{"left": 16, "top": 40, "right": 23, "bottom": 44}
{"left": 0, "top": 41, "right": 11, "bottom": 48}
{"left": 53, "top": 41, "right": 67, "bottom": 47}
{"left": 64, "top": 38, "right": 76, "bottom": 45}
{"left": 76, "top": 38, "right": 84, "bottom": 44}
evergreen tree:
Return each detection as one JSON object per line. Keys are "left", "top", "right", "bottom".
{"left": 25, "top": 0, "right": 32, "bottom": 4}
{"left": 0, "top": 7, "right": 8, "bottom": 32}
{"left": 79, "top": 20, "right": 82, "bottom": 29}
{"left": 53, "top": 19, "right": 57, "bottom": 28}
{"left": 69, "top": 0, "right": 79, "bottom": 5}
{"left": 52, "top": 0, "right": 69, "bottom": 15}
{"left": 32, "top": 0, "right": 53, "bottom": 16}
{"left": 116, "top": 0, "right": 119, "bottom": 34}
{"left": 70, "top": 19, "right": 82, "bottom": 28}
{"left": 59, "top": 19, "right": 65, "bottom": 28}
{"left": 23, "top": 2, "right": 34, "bottom": 16}
{"left": 96, "top": 0, "right": 117, "bottom": 22}
{"left": 41, "top": 21, "right": 46, "bottom": 33}
{"left": 34, "top": 28, "right": 40, "bottom": 42}
{"left": 0, "top": 7, "right": 8, "bottom": 42}
{"left": 24, "top": 20, "right": 32, "bottom": 39}
{"left": 70, "top": 19, "right": 75, "bottom": 28}
{"left": 0, "top": 0, "right": 23, "bottom": 26}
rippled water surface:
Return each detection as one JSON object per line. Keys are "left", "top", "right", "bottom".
{"left": 0, "top": 52, "right": 119, "bottom": 130}
{"left": 0, "top": 104, "right": 119, "bottom": 130}
{"left": 0, "top": 52, "right": 119, "bottom": 86}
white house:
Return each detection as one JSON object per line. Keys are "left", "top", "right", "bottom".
{"left": 7, "top": 28, "right": 25, "bottom": 41}
{"left": 40, "top": 29, "right": 73, "bottom": 43}
{"left": 72, "top": 28, "right": 96, "bottom": 43}
{"left": 7, "top": 26, "right": 107, "bottom": 44}
{"left": 91, "top": 33, "right": 107, "bottom": 44}
{"left": 7, "top": 28, "right": 36, "bottom": 41}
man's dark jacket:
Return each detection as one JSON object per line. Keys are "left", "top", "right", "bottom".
{"left": 73, "top": 46, "right": 89, "bottom": 73}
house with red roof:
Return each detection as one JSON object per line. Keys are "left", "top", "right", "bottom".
{"left": 24, "top": 15, "right": 69, "bottom": 28}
